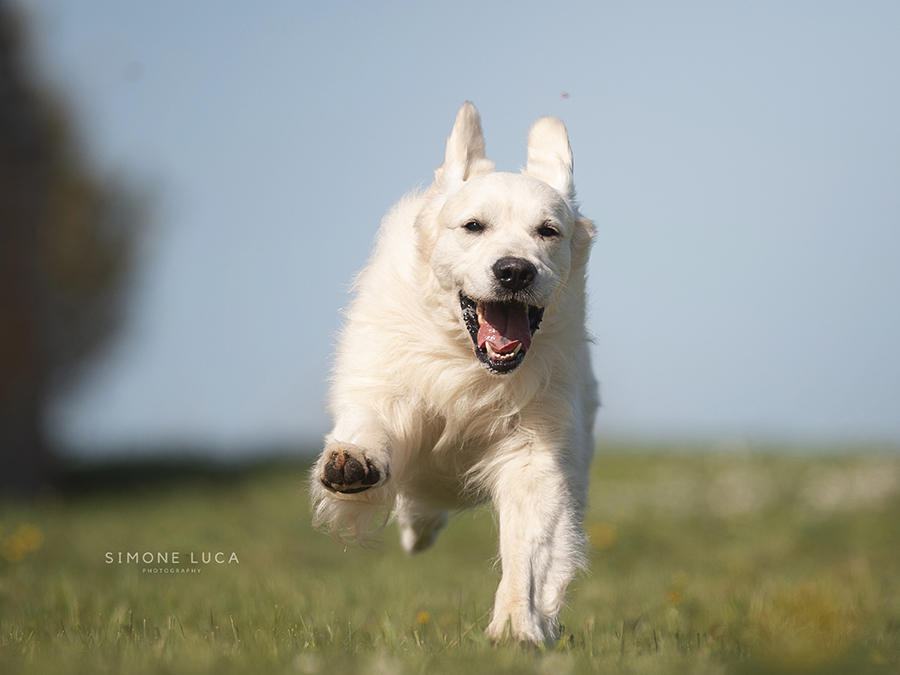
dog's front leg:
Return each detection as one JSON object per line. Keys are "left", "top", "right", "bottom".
{"left": 485, "top": 450, "right": 588, "bottom": 645}
{"left": 310, "top": 411, "right": 394, "bottom": 542}
{"left": 316, "top": 412, "right": 392, "bottom": 495}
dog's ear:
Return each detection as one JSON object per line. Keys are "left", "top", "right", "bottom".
{"left": 525, "top": 117, "right": 575, "bottom": 202}
{"left": 435, "top": 101, "right": 494, "bottom": 185}
{"left": 571, "top": 215, "right": 596, "bottom": 269}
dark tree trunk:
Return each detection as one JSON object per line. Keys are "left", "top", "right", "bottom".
{"left": 0, "top": 5, "right": 141, "bottom": 494}
{"left": 0, "top": 394, "right": 57, "bottom": 494}
{"left": 0, "top": 5, "right": 58, "bottom": 493}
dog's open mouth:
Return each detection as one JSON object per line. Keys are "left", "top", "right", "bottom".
{"left": 459, "top": 293, "right": 544, "bottom": 374}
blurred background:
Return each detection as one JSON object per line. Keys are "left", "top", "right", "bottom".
{"left": 2, "top": 0, "right": 899, "bottom": 491}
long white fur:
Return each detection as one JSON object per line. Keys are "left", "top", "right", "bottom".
{"left": 310, "top": 102, "right": 598, "bottom": 644}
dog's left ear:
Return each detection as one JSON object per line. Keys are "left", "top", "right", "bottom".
{"left": 525, "top": 117, "right": 575, "bottom": 202}
{"left": 436, "top": 101, "right": 495, "bottom": 186}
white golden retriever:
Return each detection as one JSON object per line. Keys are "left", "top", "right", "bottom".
{"left": 311, "top": 102, "right": 598, "bottom": 644}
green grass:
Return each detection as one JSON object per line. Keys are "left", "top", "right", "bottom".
{"left": 1, "top": 447, "right": 900, "bottom": 674}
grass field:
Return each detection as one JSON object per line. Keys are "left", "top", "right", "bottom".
{"left": 1, "top": 446, "right": 899, "bottom": 674}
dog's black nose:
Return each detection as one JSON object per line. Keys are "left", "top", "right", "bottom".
{"left": 493, "top": 257, "right": 537, "bottom": 292}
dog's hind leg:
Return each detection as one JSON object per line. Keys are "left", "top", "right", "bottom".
{"left": 395, "top": 496, "right": 448, "bottom": 555}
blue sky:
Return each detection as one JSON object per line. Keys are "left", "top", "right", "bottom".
{"left": 18, "top": 0, "right": 900, "bottom": 454}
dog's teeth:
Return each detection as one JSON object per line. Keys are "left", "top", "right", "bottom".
{"left": 485, "top": 342, "right": 523, "bottom": 362}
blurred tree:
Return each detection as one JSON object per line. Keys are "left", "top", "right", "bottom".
{"left": 0, "top": 4, "right": 145, "bottom": 494}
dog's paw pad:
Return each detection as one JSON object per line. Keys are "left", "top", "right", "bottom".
{"left": 320, "top": 447, "right": 383, "bottom": 494}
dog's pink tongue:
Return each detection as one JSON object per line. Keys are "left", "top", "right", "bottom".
{"left": 477, "top": 303, "right": 532, "bottom": 354}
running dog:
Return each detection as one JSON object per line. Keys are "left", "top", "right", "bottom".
{"left": 311, "top": 102, "right": 598, "bottom": 644}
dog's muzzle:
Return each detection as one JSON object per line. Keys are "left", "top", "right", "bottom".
{"left": 460, "top": 292, "right": 544, "bottom": 374}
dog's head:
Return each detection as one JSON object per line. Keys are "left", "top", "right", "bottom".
{"left": 421, "top": 102, "right": 595, "bottom": 375}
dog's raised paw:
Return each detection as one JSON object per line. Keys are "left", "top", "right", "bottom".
{"left": 320, "top": 445, "right": 384, "bottom": 494}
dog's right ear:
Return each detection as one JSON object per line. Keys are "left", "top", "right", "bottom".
{"left": 525, "top": 117, "right": 575, "bottom": 203}
{"left": 435, "top": 101, "right": 494, "bottom": 186}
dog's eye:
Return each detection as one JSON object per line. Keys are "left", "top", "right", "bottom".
{"left": 463, "top": 221, "right": 485, "bottom": 234}
{"left": 537, "top": 223, "right": 560, "bottom": 239}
